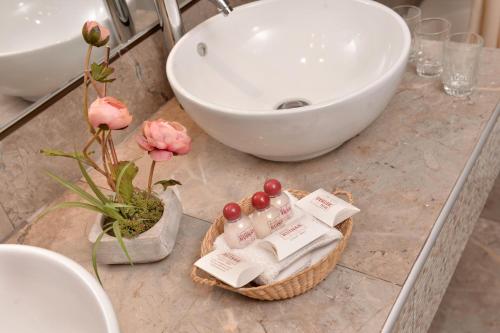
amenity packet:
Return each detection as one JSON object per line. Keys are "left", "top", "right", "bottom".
{"left": 295, "top": 189, "right": 360, "bottom": 228}
{"left": 194, "top": 250, "right": 263, "bottom": 288}
{"left": 259, "top": 213, "right": 330, "bottom": 261}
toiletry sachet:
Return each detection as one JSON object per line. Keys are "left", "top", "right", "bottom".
{"left": 295, "top": 189, "right": 360, "bottom": 228}
{"left": 213, "top": 227, "right": 342, "bottom": 285}
{"left": 194, "top": 250, "right": 263, "bottom": 288}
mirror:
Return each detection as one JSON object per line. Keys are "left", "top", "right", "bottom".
{"left": 0, "top": 0, "right": 162, "bottom": 133}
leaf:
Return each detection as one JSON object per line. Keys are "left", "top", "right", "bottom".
{"left": 35, "top": 201, "right": 104, "bottom": 222}
{"left": 154, "top": 179, "right": 182, "bottom": 191}
{"left": 101, "top": 206, "right": 124, "bottom": 221}
{"left": 90, "top": 62, "right": 115, "bottom": 83}
{"left": 112, "top": 220, "right": 133, "bottom": 266}
{"left": 77, "top": 159, "right": 110, "bottom": 204}
{"left": 40, "top": 149, "right": 94, "bottom": 166}
{"left": 105, "top": 203, "right": 135, "bottom": 209}
{"left": 115, "top": 161, "right": 138, "bottom": 203}
{"left": 46, "top": 171, "right": 102, "bottom": 207}
{"left": 92, "top": 225, "right": 113, "bottom": 285}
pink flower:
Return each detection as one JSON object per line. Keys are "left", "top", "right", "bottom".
{"left": 82, "top": 21, "right": 110, "bottom": 47}
{"left": 88, "top": 97, "right": 133, "bottom": 130}
{"left": 136, "top": 119, "right": 192, "bottom": 162}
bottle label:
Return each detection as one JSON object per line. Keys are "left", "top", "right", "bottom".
{"left": 238, "top": 228, "right": 257, "bottom": 243}
{"left": 280, "top": 203, "right": 292, "bottom": 217}
{"left": 268, "top": 216, "right": 285, "bottom": 231}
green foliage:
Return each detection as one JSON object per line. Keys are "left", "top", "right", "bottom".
{"left": 90, "top": 62, "right": 115, "bottom": 83}
{"left": 104, "top": 190, "right": 164, "bottom": 239}
{"left": 78, "top": 159, "right": 110, "bottom": 205}
{"left": 42, "top": 159, "right": 167, "bottom": 286}
{"left": 115, "top": 161, "right": 139, "bottom": 203}
{"left": 92, "top": 225, "right": 113, "bottom": 285}
{"left": 40, "top": 148, "right": 92, "bottom": 161}
{"left": 154, "top": 179, "right": 182, "bottom": 191}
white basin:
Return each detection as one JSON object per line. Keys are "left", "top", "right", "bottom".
{"left": 167, "top": 0, "right": 410, "bottom": 161}
{"left": 0, "top": 245, "right": 119, "bottom": 333}
{"left": 0, "top": 0, "right": 111, "bottom": 101}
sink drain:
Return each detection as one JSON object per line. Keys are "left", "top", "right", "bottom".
{"left": 275, "top": 99, "right": 310, "bottom": 110}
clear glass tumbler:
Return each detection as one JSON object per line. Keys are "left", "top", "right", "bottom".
{"left": 415, "top": 18, "right": 451, "bottom": 78}
{"left": 442, "top": 32, "right": 483, "bottom": 97}
{"left": 392, "top": 5, "right": 421, "bottom": 63}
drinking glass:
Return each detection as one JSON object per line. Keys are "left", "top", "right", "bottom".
{"left": 442, "top": 32, "right": 483, "bottom": 97}
{"left": 392, "top": 5, "right": 421, "bottom": 63}
{"left": 415, "top": 18, "right": 451, "bottom": 78}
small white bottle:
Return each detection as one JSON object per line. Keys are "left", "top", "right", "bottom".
{"left": 223, "top": 203, "right": 256, "bottom": 249}
{"left": 249, "top": 192, "right": 284, "bottom": 238}
{"left": 264, "top": 179, "right": 293, "bottom": 222}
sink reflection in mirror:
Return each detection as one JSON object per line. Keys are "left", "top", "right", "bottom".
{"left": 0, "top": 0, "right": 159, "bottom": 131}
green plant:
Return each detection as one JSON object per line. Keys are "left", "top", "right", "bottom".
{"left": 39, "top": 20, "right": 191, "bottom": 285}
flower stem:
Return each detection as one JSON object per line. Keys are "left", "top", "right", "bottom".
{"left": 103, "top": 131, "right": 116, "bottom": 180}
{"left": 101, "top": 130, "right": 115, "bottom": 191}
{"left": 147, "top": 160, "right": 156, "bottom": 195}
{"left": 82, "top": 128, "right": 107, "bottom": 176}
{"left": 103, "top": 46, "right": 111, "bottom": 96}
{"left": 83, "top": 45, "right": 95, "bottom": 134}
{"left": 108, "top": 132, "right": 119, "bottom": 165}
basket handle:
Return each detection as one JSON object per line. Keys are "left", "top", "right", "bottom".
{"left": 332, "top": 189, "right": 354, "bottom": 204}
{"left": 190, "top": 265, "right": 218, "bottom": 287}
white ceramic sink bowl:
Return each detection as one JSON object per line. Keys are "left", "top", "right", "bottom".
{"left": 0, "top": 0, "right": 111, "bottom": 101}
{"left": 0, "top": 245, "right": 119, "bottom": 333}
{"left": 167, "top": 0, "right": 410, "bottom": 161}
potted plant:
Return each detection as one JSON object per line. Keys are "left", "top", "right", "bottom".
{"left": 40, "top": 21, "right": 191, "bottom": 284}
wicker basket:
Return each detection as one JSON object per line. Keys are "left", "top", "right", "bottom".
{"left": 191, "top": 189, "right": 354, "bottom": 301}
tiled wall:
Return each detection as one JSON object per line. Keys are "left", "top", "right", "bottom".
{"left": 0, "top": 0, "right": 254, "bottom": 241}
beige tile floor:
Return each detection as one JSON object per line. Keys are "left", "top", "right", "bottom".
{"left": 430, "top": 175, "right": 500, "bottom": 333}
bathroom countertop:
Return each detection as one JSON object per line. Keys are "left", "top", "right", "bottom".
{"left": 8, "top": 48, "right": 500, "bottom": 332}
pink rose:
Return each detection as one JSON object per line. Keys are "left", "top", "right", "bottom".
{"left": 88, "top": 96, "right": 133, "bottom": 130}
{"left": 136, "top": 119, "right": 192, "bottom": 161}
{"left": 82, "top": 21, "right": 110, "bottom": 47}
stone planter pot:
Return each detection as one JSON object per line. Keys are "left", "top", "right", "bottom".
{"left": 88, "top": 188, "right": 182, "bottom": 264}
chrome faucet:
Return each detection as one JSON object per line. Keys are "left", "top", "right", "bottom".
{"left": 208, "top": 0, "right": 233, "bottom": 16}
{"left": 154, "top": 0, "right": 233, "bottom": 52}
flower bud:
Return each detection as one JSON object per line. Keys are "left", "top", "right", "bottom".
{"left": 82, "top": 21, "right": 110, "bottom": 47}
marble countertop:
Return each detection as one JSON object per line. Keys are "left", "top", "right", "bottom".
{"left": 8, "top": 48, "right": 500, "bottom": 332}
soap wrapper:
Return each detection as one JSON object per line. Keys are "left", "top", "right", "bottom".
{"left": 194, "top": 250, "right": 263, "bottom": 288}
{"left": 259, "top": 214, "right": 331, "bottom": 261}
{"left": 295, "top": 189, "right": 360, "bottom": 228}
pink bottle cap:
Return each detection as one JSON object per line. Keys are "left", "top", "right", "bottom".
{"left": 251, "top": 192, "right": 270, "bottom": 210}
{"left": 223, "top": 203, "right": 241, "bottom": 221}
{"left": 263, "top": 179, "right": 282, "bottom": 196}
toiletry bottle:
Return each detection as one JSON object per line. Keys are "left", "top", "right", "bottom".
{"left": 250, "top": 192, "right": 284, "bottom": 238}
{"left": 264, "top": 179, "right": 293, "bottom": 221}
{"left": 223, "top": 203, "right": 256, "bottom": 249}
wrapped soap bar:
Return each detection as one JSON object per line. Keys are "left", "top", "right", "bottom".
{"left": 259, "top": 213, "right": 330, "bottom": 261}
{"left": 194, "top": 250, "right": 263, "bottom": 288}
{"left": 295, "top": 189, "right": 360, "bottom": 228}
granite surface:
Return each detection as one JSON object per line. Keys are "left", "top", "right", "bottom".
{"left": 6, "top": 46, "right": 500, "bottom": 332}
